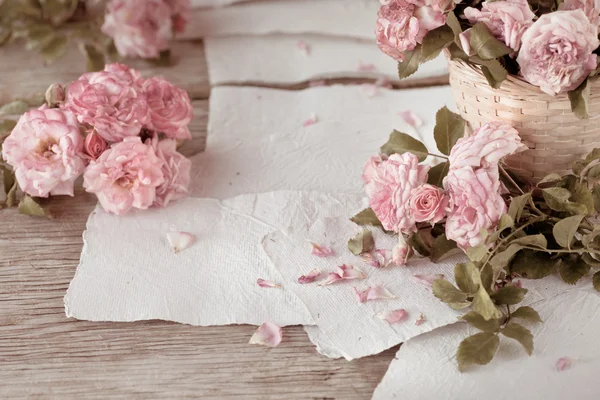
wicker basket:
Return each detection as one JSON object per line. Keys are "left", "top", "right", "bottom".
{"left": 447, "top": 57, "right": 600, "bottom": 181}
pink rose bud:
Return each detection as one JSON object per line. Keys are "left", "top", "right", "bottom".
{"left": 459, "top": 29, "right": 474, "bottom": 56}
{"left": 45, "top": 83, "right": 65, "bottom": 108}
{"left": 392, "top": 236, "right": 412, "bottom": 266}
{"left": 409, "top": 184, "right": 450, "bottom": 225}
{"left": 84, "top": 131, "right": 108, "bottom": 160}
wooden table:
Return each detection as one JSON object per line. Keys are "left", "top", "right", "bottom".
{"left": 0, "top": 38, "right": 449, "bottom": 399}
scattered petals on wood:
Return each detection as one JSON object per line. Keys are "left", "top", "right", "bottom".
{"left": 256, "top": 278, "right": 281, "bottom": 289}
{"left": 249, "top": 322, "right": 283, "bottom": 347}
{"left": 166, "top": 232, "right": 195, "bottom": 253}
{"left": 413, "top": 274, "right": 445, "bottom": 287}
{"left": 311, "top": 242, "right": 334, "bottom": 257}
{"left": 376, "top": 309, "right": 408, "bottom": 324}
{"left": 297, "top": 268, "right": 321, "bottom": 284}
{"left": 556, "top": 357, "right": 572, "bottom": 371}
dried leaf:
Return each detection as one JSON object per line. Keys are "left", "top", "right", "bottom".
{"left": 380, "top": 130, "right": 429, "bottom": 161}
{"left": 490, "top": 286, "right": 528, "bottom": 305}
{"left": 256, "top": 278, "right": 281, "bottom": 289}
{"left": 348, "top": 229, "right": 375, "bottom": 255}
{"left": 469, "top": 23, "right": 512, "bottom": 60}
{"left": 537, "top": 173, "right": 562, "bottom": 186}
{"left": 553, "top": 215, "right": 584, "bottom": 249}
{"left": 433, "top": 106, "right": 465, "bottom": 156}
{"left": 430, "top": 234, "right": 460, "bottom": 262}
{"left": 249, "top": 322, "right": 282, "bottom": 347}
{"left": 461, "top": 311, "right": 501, "bottom": 332}
{"left": 413, "top": 273, "right": 445, "bottom": 287}
{"left": 397, "top": 47, "right": 421, "bottom": 79}
{"left": 594, "top": 271, "right": 600, "bottom": 292}
{"left": 350, "top": 208, "right": 384, "bottom": 229}
{"left": 472, "top": 285, "right": 502, "bottom": 321}
{"left": 432, "top": 279, "right": 468, "bottom": 303}
{"left": 297, "top": 268, "right": 321, "bottom": 284}
{"left": 510, "top": 250, "right": 558, "bottom": 279}
{"left": 507, "top": 193, "right": 531, "bottom": 223}
{"left": 166, "top": 232, "right": 195, "bottom": 253}
{"left": 511, "top": 306, "right": 543, "bottom": 323}
{"left": 543, "top": 187, "right": 588, "bottom": 215}
{"left": 501, "top": 322, "right": 534, "bottom": 355}
{"left": 454, "top": 262, "right": 479, "bottom": 295}
{"left": 41, "top": 33, "right": 67, "bottom": 64}
{"left": 18, "top": 195, "right": 51, "bottom": 218}
{"left": 376, "top": 309, "right": 408, "bottom": 324}
{"left": 81, "top": 43, "right": 105, "bottom": 72}
{"left": 558, "top": 256, "right": 590, "bottom": 285}
{"left": 456, "top": 332, "right": 500, "bottom": 372}
{"left": 427, "top": 161, "right": 449, "bottom": 188}
{"left": 420, "top": 25, "right": 454, "bottom": 63}
{"left": 568, "top": 79, "right": 590, "bottom": 120}
{"left": 0, "top": 100, "right": 28, "bottom": 116}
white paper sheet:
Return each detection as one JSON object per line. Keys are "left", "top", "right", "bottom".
{"left": 181, "top": 0, "right": 379, "bottom": 40}
{"left": 204, "top": 35, "right": 448, "bottom": 85}
{"left": 189, "top": 85, "right": 454, "bottom": 199}
{"left": 372, "top": 287, "right": 600, "bottom": 400}
{"left": 64, "top": 191, "right": 367, "bottom": 326}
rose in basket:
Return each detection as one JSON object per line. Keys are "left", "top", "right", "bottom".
{"left": 352, "top": 106, "right": 600, "bottom": 371}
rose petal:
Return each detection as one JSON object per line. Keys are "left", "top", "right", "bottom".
{"left": 296, "top": 40, "right": 310, "bottom": 55}
{"left": 257, "top": 278, "right": 281, "bottom": 289}
{"left": 556, "top": 357, "right": 572, "bottom": 371}
{"left": 319, "top": 272, "right": 344, "bottom": 286}
{"left": 376, "top": 309, "right": 408, "bottom": 324}
{"left": 366, "top": 285, "right": 396, "bottom": 301}
{"left": 298, "top": 268, "right": 321, "bottom": 284}
{"left": 375, "top": 77, "right": 393, "bottom": 88}
{"left": 398, "top": 110, "right": 423, "bottom": 128}
{"left": 311, "top": 242, "right": 334, "bottom": 257}
{"left": 360, "top": 83, "right": 379, "bottom": 98}
{"left": 353, "top": 287, "right": 369, "bottom": 303}
{"left": 376, "top": 249, "right": 393, "bottom": 268}
{"left": 415, "top": 313, "right": 426, "bottom": 326}
{"left": 166, "top": 232, "right": 195, "bottom": 253}
{"left": 249, "top": 322, "right": 282, "bottom": 347}
{"left": 337, "top": 264, "right": 366, "bottom": 280}
{"left": 361, "top": 252, "right": 381, "bottom": 268}
{"left": 357, "top": 61, "right": 377, "bottom": 72}
{"left": 413, "top": 274, "right": 445, "bottom": 287}
{"left": 303, "top": 113, "right": 318, "bottom": 127}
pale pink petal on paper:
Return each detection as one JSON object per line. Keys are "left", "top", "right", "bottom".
{"left": 249, "top": 322, "right": 282, "bottom": 347}
{"left": 398, "top": 110, "right": 423, "bottom": 128}
{"left": 319, "top": 272, "right": 344, "bottom": 286}
{"left": 376, "top": 309, "right": 408, "bottom": 324}
{"left": 357, "top": 62, "right": 377, "bottom": 72}
{"left": 413, "top": 274, "right": 445, "bottom": 287}
{"left": 303, "top": 113, "right": 318, "bottom": 127}
{"left": 360, "top": 83, "right": 379, "bottom": 98}
{"left": 296, "top": 40, "right": 310, "bottom": 55}
{"left": 366, "top": 285, "right": 396, "bottom": 301}
{"left": 361, "top": 252, "right": 381, "bottom": 268}
{"left": 311, "top": 242, "right": 334, "bottom": 257}
{"left": 376, "top": 249, "right": 393, "bottom": 268}
{"left": 375, "top": 77, "right": 393, "bottom": 88}
{"left": 257, "top": 278, "right": 281, "bottom": 289}
{"left": 556, "top": 357, "right": 572, "bottom": 371}
{"left": 338, "top": 264, "right": 366, "bottom": 280}
{"left": 166, "top": 232, "right": 195, "bottom": 253}
{"left": 353, "top": 287, "right": 369, "bottom": 303}
{"left": 415, "top": 313, "right": 426, "bottom": 325}
{"left": 298, "top": 268, "right": 321, "bottom": 284}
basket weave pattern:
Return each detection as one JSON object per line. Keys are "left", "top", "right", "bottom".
{"left": 448, "top": 58, "right": 600, "bottom": 181}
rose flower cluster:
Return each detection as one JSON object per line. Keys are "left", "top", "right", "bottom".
{"left": 2, "top": 63, "right": 193, "bottom": 215}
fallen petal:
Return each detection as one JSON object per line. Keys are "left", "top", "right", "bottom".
{"left": 361, "top": 252, "right": 381, "bottom": 268}
{"left": 249, "top": 322, "right": 282, "bottom": 347}
{"left": 298, "top": 268, "right": 321, "bottom": 284}
{"left": 337, "top": 264, "right": 366, "bottom": 280}
{"left": 319, "top": 272, "right": 344, "bottom": 286}
{"left": 413, "top": 274, "right": 445, "bottom": 287}
{"left": 376, "top": 309, "right": 408, "bottom": 324}
{"left": 296, "top": 40, "right": 310, "bottom": 55}
{"left": 311, "top": 242, "right": 334, "bottom": 257}
{"left": 398, "top": 110, "right": 423, "bottom": 128}
{"left": 375, "top": 77, "right": 393, "bottom": 88}
{"left": 375, "top": 249, "right": 393, "bottom": 268}
{"left": 360, "top": 83, "right": 379, "bottom": 98}
{"left": 166, "top": 232, "right": 195, "bottom": 253}
{"left": 303, "top": 113, "right": 318, "bottom": 127}
{"left": 415, "top": 313, "right": 426, "bottom": 326}
{"left": 357, "top": 61, "right": 377, "bottom": 72}
{"left": 556, "top": 357, "right": 572, "bottom": 371}
{"left": 353, "top": 287, "right": 369, "bottom": 303}
{"left": 257, "top": 278, "right": 281, "bottom": 288}
{"left": 366, "top": 285, "right": 396, "bottom": 301}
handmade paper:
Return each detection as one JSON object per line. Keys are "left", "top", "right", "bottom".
{"left": 373, "top": 287, "right": 600, "bottom": 400}
{"left": 64, "top": 191, "right": 366, "bottom": 326}
{"left": 189, "top": 85, "right": 454, "bottom": 199}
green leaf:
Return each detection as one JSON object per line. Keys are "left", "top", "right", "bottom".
{"left": 0, "top": 100, "right": 29, "bottom": 115}
{"left": 512, "top": 234, "right": 548, "bottom": 249}
{"left": 433, "top": 106, "right": 465, "bottom": 156}
{"left": 507, "top": 193, "right": 531, "bottom": 223}
{"left": 568, "top": 79, "right": 590, "bottom": 120}
{"left": 581, "top": 252, "right": 600, "bottom": 267}
{"left": 397, "top": 47, "right": 422, "bottom": 79}
{"left": 432, "top": 279, "right": 468, "bottom": 303}
{"left": 466, "top": 245, "right": 488, "bottom": 263}
{"left": 350, "top": 208, "right": 383, "bottom": 229}
{"left": 469, "top": 23, "right": 512, "bottom": 61}
{"left": 593, "top": 271, "right": 600, "bottom": 292}
{"left": 472, "top": 285, "right": 502, "bottom": 320}
{"left": 537, "top": 173, "right": 562, "bottom": 186}
{"left": 475, "top": 58, "right": 508, "bottom": 89}
{"left": 427, "top": 162, "right": 449, "bottom": 188}
{"left": 348, "top": 229, "right": 374, "bottom": 255}
{"left": 559, "top": 255, "right": 590, "bottom": 285}
{"left": 430, "top": 234, "right": 460, "bottom": 262}
{"left": 456, "top": 332, "right": 500, "bottom": 372}
{"left": 461, "top": 311, "right": 501, "bottom": 332}
{"left": 407, "top": 230, "right": 433, "bottom": 257}
{"left": 18, "top": 195, "right": 51, "bottom": 218}
{"left": 0, "top": 119, "right": 16, "bottom": 136}
{"left": 567, "top": 180, "right": 595, "bottom": 216}
{"left": 1, "top": 165, "right": 17, "bottom": 207}
{"left": 454, "top": 262, "right": 480, "bottom": 294}
{"left": 511, "top": 306, "right": 543, "bottom": 323}
{"left": 447, "top": 42, "right": 469, "bottom": 61}
{"left": 593, "top": 184, "right": 600, "bottom": 213}
{"left": 573, "top": 149, "right": 600, "bottom": 175}
{"left": 446, "top": 11, "right": 462, "bottom": 38}
{"left": 448, "top": 301, "right": 472, "bottom": 310}
{"left": 421, "top": 25, "right": 454, "bottom": 63}
{"left": 41, "top": 33, "right": 67, "bottom": 64}
{"left": 24, "top": 23, "right": 55, "bottom": 51}
{"left": 552, "top": 215, "right": 584, "bottom": 249}
{"left": 501, "top": 323, "right": 534, "bottom": 355}
{"left": 543, "top": 187, "right": 588, "bottom": 215}
{"left": 81, "top": 43, "right": 105, "bottom": 72}
{"left": 480, "top": 263, "right": 493, "bottom": 292}
{"left": 510, "top": 250, "right": 558, "bottom": 279}
{"left": 490, "top": 286, "right": 528, "bottom": 305}
{"left": 380, "top": 130, "right": 429, "bottom": 161}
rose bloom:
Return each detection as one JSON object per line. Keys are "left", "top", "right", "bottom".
{"left": 376, "top": 0, "right": 449, "bottom": 61}
{"left": 62, "top": 64, "right": 149, "bottom": 143}
{"left": 2, "top": 108, "right": 85, "bottom": 197}
{"left": 449, "top": 121, "right": 526, "bottom": 170}
{"left": 517, "top": 10, "right": 600, "bottom": 95}
{"left": 83, "top": 131, "right": 108, "bottom": 161}
{"left": 444, "top": 167, "right": 507, "bottom": 249}
{"left": 143, "top": 77, "right": 193, "bottom": 140}
{"left": 146, "top": 135, "right": 191, "bottom": 207}
{"left": 102, "top": 0, "right": 173, "bottom": 59}
{"left": 165, "top": 0, "right": 191, "bottom": 33}
{"left": 366, "top": 152, "right": 430, "bottom": 233}
{"left": 560, "top": 0, "right": 600, "bottom": 27}
{"left": 464, "top": 0, "right": 536, "bottom": 52}
{"left": 362, "top": 154, "right": 386, "bottom": 184}
{"left": 83, "top": 137, "right": 165, "bottom": 215}
{"left": 409, "top": 183, "right": 449, "bottom": 224}
{"left": 392, "top": 236, "right": 412, "bottom": 266}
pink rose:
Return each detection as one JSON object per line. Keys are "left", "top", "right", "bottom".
{"left": 62, "top": 64, "right": 149, "bottom": 143}
{"left": 392, "top": 236, "right": 412, "bottom": 266}
{"left": 444, "top": 167, "right": 507, "bottom": 249}
{"left": 143, "top": 77, "right": 193, "bottom": 140}
{"left": 165, "top": 0, "right": 191, "bottom": 33}
{"left": 560, "top": 0, "right": 600, "bottom": 27}
{"left": 375, "top": 0, "right": 448, "bottom": 62}
{"left": 83, "top": 131, "right": 108, "bottom": 161}
{"left": 147, "top": 136, "right": 191, "bottom": 207}
{"left": 362, "top": 154, "right": 386, "bottom": 184}
{"left": 102, "top": 0, "right": 173, "bottom": 59}
{"left": 103, "top": 63, "right": 144, "bottom": 87}
{"left": 2, "top": 108, "right": 85, "bottom": 197}
{"left": 458, "top": 29, "right": 475, "bottom": 56}
{"left": 464, "top": 0, "right": 535, "bottom": 52}
{"left": 83, "top": 137, "right": 165, "bottom": 215}
{"left": 517, "top": 10, "right": 600, "bottom": 95}
{"left": 449, "top": 121, "right": 526, "bottom": 170}
{"left": 409, "top": 184, "right": 449, "bottom": 224}
{"left": 366, "top": 152, "right": 430, "bottom": 233}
